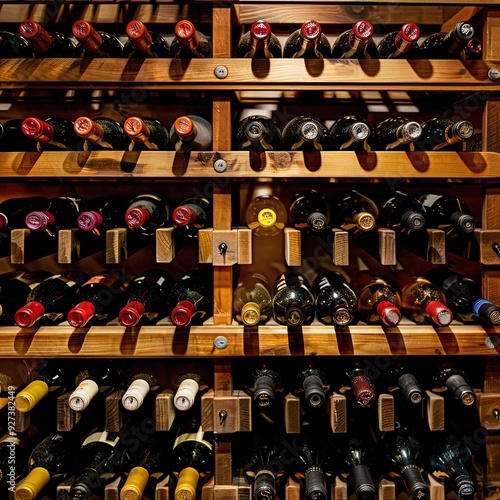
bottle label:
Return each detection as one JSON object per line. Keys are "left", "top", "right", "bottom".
{"left": 258, "top": 208, "right": 277, "bottom": 227}
{"left": 81, "top": 430, "right": 120, "bottom": 448}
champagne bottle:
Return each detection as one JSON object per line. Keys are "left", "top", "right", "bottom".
{"left": 331, "top": 20, "right": 378, "bottom": 59}
{"left": 174, "top": 373, "right": 207, "bottom": 412}
{"left": 367, "top": 117, "right": 422, "bottom": 151}
{"left": 121, "top": 370, "right": 159, "bottom": 412}
{"left": 332, "top": 190, "right": 379, "bottom": 233}
{"left": 378, "top": 191, "right": 427, "bottom": 236}
{"left": 19, "top": 20, "right": 83, "bottom": 58}
{"left": 283, "top": 20, "right": 332, "bottom": 59}
{"left": 74, "top": 116, "right": 130, "bottom": 151}
{"left": 77, "top": 195, "right": 129, "bottom": 234}
{"left": 67, "top": 272, "right": 130, "bottom": 328}
{"left": 0, "top": 119, "right": 38, "bottom": 152}
{"left": 123, "top": 116, "right": 171, "bottom": 151}
{"left": 124, "top": 20, "right": 170, "bottom": 58}
{"left": 72, "top": 20, "right": 124, "bottom": 58}
{"left": 235, "top": 115, "right": 282, "bottom": 151}
{"left": 294, "top": 363, "right": 330, "bottom": 409}
{"left": 377, "top": 24, "right": 421, "bottom": 59}
{"left": 170, "top": 268, "right": 213, "bottom": 327}
{"left": 281, "top": 115, "right": 329, "bottom": 151}
{"left": 288, "top": 189, "right": 330, "bottom": 233}
{"left": 118, "top": 269, "right": 174, "bottom": 327}
{"left": 237, "top": 20, "right": 282, "bottom": 58}
{"left": 170, "top": 20, "right": 211, "bottom": 58}
{"left": 21, "top": 116, "right": 82, "bottom": 151}
{"left": 14, "top": 271, "right": 88, "bottom": 328}
{"left": 172, "top": 197, "right": 212, "bottom": 238}
{"left": 272, "top": 270, "right": 315, "bottom": 326}
{"left": 233, "top": 272, "right": 272, "bottom": 326}
{"left": 430, "top": 362, "right": 475, "bottom": 406}
{"left": 0, "top": 31, "right": 33, "bottom": 58}
{"left": 246, "top": 186, "right": 287, "bottom": 237}
{"left": 124, "top": 193, "right": 170, "bottom": 236}
{"left": 418, "top": 22, "right": 475, "bottom": 59}
{"left": 312, "top": 270, "right": 358, "bottom": 326}
{"left": 170, "top": 421, "right": 214, "bottom": 500}
{"left": 328, "top": 115, "right": 372, "bottom": 151}
{"left": 169, "top": 115, "right": 212, "bottom": 151}
{"left": 412, "top": 118, "right": 474, "bottom": 151}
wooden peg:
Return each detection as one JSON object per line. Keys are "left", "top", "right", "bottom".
{"left": 378, "top": 229, "right": 396, "bottom": 266}
{"left": 331, "top": 228, "right": 349, "bottom": 266}
{"left": 284, "top": 228, "right": 301, "bottom": 267}
{"left": 106, "top": 228, "right": 127, "bottom": 264}
{"left": 156, "top": 227, "right": 175, "bottom": 263}
{"left": 58, "top": 229, "right": 81, "bottom": 264}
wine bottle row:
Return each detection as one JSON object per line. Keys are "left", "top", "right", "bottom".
{"left": 0, "top": 113, "right": 476, "bottom": 152}
{"left": 0, "top": 18, "right": 480, "bottom": 61}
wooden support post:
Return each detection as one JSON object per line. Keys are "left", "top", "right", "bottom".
{"left": 486, "top": 435, "right": 500, "bottom": 483}
{"left": 284, "top": 393, "right": 301, "bottom": 434}
{"left": 332, "top": 228, "right": 349, "bottom": 267}
{"left": 334, "top": 476, "right": 348, "bottom": 500}
{"left": 105, "top": 390, "right": 124, "bottom": 432}
{"left": 58, "top": 229, "right": 80, "bottom": 264}
{"left": 156, "top": 227, "right": 175, "bottom": 263}
{"left": 378, "top": 478, "right": 396, "bottom": 500}
{"left": 477, "top": 392, "right": 500, "bottom": 430}
{"left": 426, "top": 390, "right": 445, "bottom": 431}
{"left": 330, "top": 392, "right": 347, "bottom": 433}
{"left": 475, "top": 229, "right": 500, "bottom": 264}
{"left": 199, "top": 228, "right": 214, "bottom": 263}
{"left": 10, "top": 228, "right": 30, "bottom": 264}
{"left": 378, "top": 393, "right": 395, "bottom": 431}
{"left": 484, "top": 10, "right": 500, "bottom": 60}
{"left": 155, "top": 390, "right": 176, "bottom": 432}
{"left": 482, "top": 270, "right": 500, "bottom": 306}
{"left": 237, "top": 228, "right": 252, "bottom": 264}
{"left": 284, "top": 228, "right": 301, "bottom": 267}
{"left": 106, "top": 228, "right": 127, "bottom": 264}
{"left": 483, "top": 99, "right": 500, "bottom": 154}
{"left": 57, "top": 392, "right": 80, "bottom": 432}
{"left": 285, "top": 477, "right": 301, "bottom": 500}
{"left": 427, "top": 229, "right": 446, "bottom": 265}
{"left": 378, "top": 229, "right": 396, "bottom": 266}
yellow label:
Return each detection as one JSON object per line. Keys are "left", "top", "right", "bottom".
{"left": 257, "top": 208, "right": 277, "bottom": 227}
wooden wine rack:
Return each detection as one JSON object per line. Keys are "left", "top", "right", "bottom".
{"left": 1, "top": 1, "right": 500, "bottom": 499}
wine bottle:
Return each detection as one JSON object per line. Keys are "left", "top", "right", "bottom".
{"left": 344, "top": 364, "right": 377, "bottom": 409}
{"left": 77, "top": 195, "right": 129, "bottom": 235}
{"left": 14, "top": 271, "right": 88, "bottom": 328}
{"left": 0, "top": 31, "right": 33, "bottom": 58}
{"left": 288, "top": 189, "right": 330, "bottom": 233}
{"left": 172, "top": 197, "right": 212, "bottom": 238}
{"left": 68, "top": 364, "right": 118, "bottom": 411}
{"left": 0, "top": 119, "right": 38, "bottom": 152}
{"left": 169, "top": 115, "right": 212, "bottom": 151}
{"left": 123, "top": 116, "right": 171, "bottom": 151}
{"left": 465, "top": 37, "right": 482, "bottom": 59}
{"left": 0, "top": 196, "right": 48, "bottom": 230}
{"left": 124, "top": 193, "right": 170, "bottom": 237}
{"left": 367, "top": 117, "right": 422, "bottom": 151}
{"left": 21, "top": 116, "right": 82, "bottom": 151}
{"left": 294, "top": 363, "right": 330, "bottom": 409}
{"left": 174, "top": 373, "right": 207, "bottom": 412}
{"left": 418, "top": 193, "right": 476, "bottom": 235}
{"left": 170, "top": 268, "right": 213, "bottom": 327}
{"left": 67, "top": 272, "right": 130, "bottom": 328}
{"left": 272, "top": 270, "right": 315, "bottom": 326}
{"left": 425, "top": 266, "right": 500, "bottom": 325}
{"left": 386, "top": 363, "right": 425, "bottom": 405}
{"left": 331, "top": 20, "right": 378, "bottom": 59}
{"left": 170, "top": 20, "right": 211, "bottom": 58}
{"left": 377, "top": 24, "right": 421, "bottom": 59}
{"left": 124, "top": 20, "right": 170, "bottom": 58}
{"left": 312, "top": 270, "right": 358, "bottom": 326}
{"left": 236, "top": 20, "right": 282, "bottom": 58}
{"left": 281, "top": 115, "right": 329, "bottom": 151}
{"left": 118, "top": 269, "right": 174, "bottom": 327}
{"left": 383, "top": 423, "right": 430, "bottom": 500}
{"left": 332, "top": 190, "right": 379, "bottom": 233}
{"left": 169, "top": 420, "right": 214, "bottom": 500}
{"left": 243, "top": 364, "right": 284, "bottom": 409}
{"left": 235, "top": 115, "right": 282, "bottom": 151}
{"left": 328, "top": 115, "right": 372, "bottom": 151}
{"left": 388, "top": 269, "right": 453, "bottom": 326}
{"left": 74, "top": 116, "right": 130, "bottom": 151}
{"left": 0, "top": 432, "right": 29, "bottom": 491}
{"left": 121, "top": 371, "right": 159, "bottom": 412}
{"left": 418, "top": 22, "right": 475, "bottom": 59}
{"left": 349, "top": 270, "right": 402, "bottom": 325}
{"left": 19, "top": 20, "right": 83, "bottom": 58}
{"left": 412, "top": 118, "right": 474, "bottom": 151}
{"left": 378, "top": 191, "right": 427, "bottom": 236}
{"left": 233, "top": 272, "right": 272, "bottom": 326}
{"left": 246, "top": 186, "right": 287, "bottom": 237}
{"left": 283, "top": 20, "right": 332, "bottom": 59}
{"left": 430, "top": 362, "right": 475, "bottom": 406}
{"left": 72, "top": 20, "right": 124, "bottom": 58}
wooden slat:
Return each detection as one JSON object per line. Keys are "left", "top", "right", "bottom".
{"left": 58, "top": 229, "right": 80, "bottom": 264}
{"left": 57, "top": 393, "right": 80, "bottom": 432}
{"left": 105, "top": 390, "right": 124, "bottom": 433}
{"left": 156, "top": 227, "right": 175, "bottom": 263}
{"left": 212, "top": 7, "right": 232, "bottom": 59}
{"left": 10, "top": 228, "right": 30, "bottom": 265}
{"left": 427, "top": 229, "right": 446, "bottom": 265}
{"left": 237, "top": 390, "right": 252, "bottom": 432}
{"left": 378, "top": 393, "right": 395, "bottom": 431}
{"left": 483, "top": 188, "right": 500, "bottom": 229}
{"left": 155, "top": 390, "right": 176, "bottom": 431}
{"left": 427, "top": 475, "right": 445, "bottom": 500}
{"left": 477, "top": 392, "right": 500, "bottom": 430}
{"left": 378, "top": 229, "right": 396, "bottom": 266}
{"left": 199, "top": 228, "right": 214, "bottom": 264}
{"left": 237, "top": 228, "right": 252, "bottom": 265}
{"left": 284, "top": 228, "right": 301, "bottom": 267}
{"left": 213, "top": 97, "right": 232, "bottom": 150}
{"left": 484, "top": 10, "right": 500, "bottom": 60}
{"left": 426, "top": 390, "right": 445, "bottom": 431}
{"left": 486, "top": 435, "right": 500, "bottom": 482}
{"left": 483, "top": 270, "right": 500, "bottom": 307}
{"left": 213, "top": 395, "right": 239, "bottom": 433}
{"left": 330, "top": 392, "right": 347, "bottom": 433}
{"left": 484, "top": 358, "right": 500, "bottom": 393}
{"left": 475, "top": 229, "right": 500, "bottom": 265}
{"left": 106, "top": 228, "right": 127, "bottom": 264}
{"left": 378, "top": 478, "right": 396, "bottom": 500}
{"left": 284, "top": 393, "right": 301, "bottom": 434}
{"left": 483, "top": 99, "right": 500, "bottom": 154}
{"left": 213, "top": 266, "right": 233, "bottom": 325}
{"left": 215, "top": 440, "right": 233, "bottom": 485}
{"left": 285, "top": 477, "right": 301, "bottom": 500}
{"left": 440, "top": 6, "right": 484, "bottom": 32}
{"left": 332, "top": 229, "right": 349, "bottom": 266}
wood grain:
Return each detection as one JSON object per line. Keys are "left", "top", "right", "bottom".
{"left": 285, "top": 477, "right": 301, "bottom": 500}
{"left": 155, "top": 390, "right": 176, "bottom": 431}
{"left": 426, "top": 390, "right": 445, "bottom": 431}
{"left": 213, "top": 266, "right": 233, "bottom": 325}
{"left": 484, "top": 99, "right": 500, "bottom": 154}
{"left": 106, "top": 228, "right": 127, "bottom": 265}
{"left": 58, "top": 229, "right": 80, "bottom": 264}
{"left": 377, "top": 393, "right": 395, "bottom": 431}
{"left": 427, "top": 229, "right": 447, "bottom": 265}
{"left": 199, "top": 228, "right": 214, "bottom": 264}
{"left": 378, "top": 229, "right": 396, "bottom": 266}
{"left": 378, "top": 478, "right": 396, "bottom": 500}
{"left": 237, "top": 228, "right": 252, "bottom": 265}
{"left": 10, "top": 228, "right": 29, "bottom": 265}
{"left": 330, "top": 392, "right": 347, "bottom": 433}
{"left": 156, "top": 227, "right": 175, "bottom": 263}
{"left": 477, "top": 392, "right": 500, "bottom": 430}
{"left": 212, "top": 230, "right": 238, "bottom": 266}
{"left": 284, "top": 228, "right": 301, "bottom": 267}
{"left": 332, "top": 229, "right": 349, "bottom": 267}
{"left": 485, "top": 10, "right": 500, "bottom": 60}
{"left": 285, "top": 393, "right": 301, "bottom": 434}
{"left": 483, "top": 188, "right": 500, "bottom": 229}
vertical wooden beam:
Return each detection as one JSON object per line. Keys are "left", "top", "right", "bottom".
{"left": 484, "top": 9, "right": 500, "bottom": 60}
{"left": 212, "top": 7, "right": 232, "bottom": 59}
{"left": 483, "top": 99, "right": 500, "bottom": 154}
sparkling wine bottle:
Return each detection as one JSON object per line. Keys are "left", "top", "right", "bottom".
{"left": 170, "top": 268, "right": 213, "bottom": 327}
{"left": 172, "top": 197, "right": 212, "bottom": 238}
{"left": 418, "top": 22, "right": 475, "bottom": 59}
{"left": 118, "top": 268, "right": 175, "bottom": 327}
{"left": 246, "top": 186, "right": 287, "bottom": 237}
{"left": 124, "top": 194, "right": 170, "bottom": 237}
{"left": 74, "top": 116, "right": 130, "bottom": 151}
{"left": 288, "top": 189, "right": 330, "bottom": 233}
{"left": 312, "top": 270, "right": 358, "bottom": 326}
{"left": 281, "top": 115, "right": 329, "bottom": 151}
{"left": 72, "top": 20, "right": 124, "bottom": 58}
{"left": 0, "top": 119, "right": 38, "bottom": 152}
{"left": 332, "top": 190, "right": 379, "bottom": 233}
{"left": 169, "top": 115, "right": 212, "bottom": 151}
{"left": 412, "top": 117, "right": 474, "bottom": 151}
{"left": 377, "top": 24, "right": 421, "bottom": 59}
{"left": 378, "top": 191, "right": 427, "bottom": 236}
{"left": 367, "top": 117, "right": 422, "bottom": 151}
{"left": 19, "top": 19, "right": 83, "bottom": 57}
{"left": 235, "top": 115, "right": 282, "bottom": 151}
{"left": 0, "top": 31, "right": 33, "bottom": 58}
{"left": 77, "top": 195, "right": 129, "bottom": 235}
{"left": 272, "top": 270, "right": 315, "bottom": 326}
{"left": 170, "top": 20, "right": 211, "bottom": 58}
{"left": 283, "top": 20, "right": 332, "bottom": 59}
{"left": 124, "top": 20, "right": 170, "bottom": 58}
{"left": 233, "top": 272, "right": 272, "bottom": 326}
{"left": 328, "top": 115, "right": 372, "bottom": 151}
{"left": 22, "top": 116, "right": 82, "bottom": 151}
{"left": 236, "top": 20, "right": 282, "bottom": 58}
{"left": 124, "top": 116, "right": 171, "bottom": 151}
{"left": 331, "top": 20, "right": 378, "bottom": 59}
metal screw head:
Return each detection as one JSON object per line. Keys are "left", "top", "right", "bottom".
{"left": 214, "top": 65, "right": 228, "bottom": 79}
{"left": 219, "top": 410, "right": 228, "bottom": 425}
{"left": 488, "top": 67, "right": 500, "bottom": 81}
{"left": 213, "top": 159, "right": 227, "bottom": 173}
{"left": 214, "top": 336, "right": 228, "bottom": 349}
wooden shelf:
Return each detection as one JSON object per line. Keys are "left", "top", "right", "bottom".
{"left": 0, "top": 151, "right": 498, "bottom": 179}
{"left": 0, "top": 324, "right": 498, "bottom": 358}
{"left": 0, "top": 59, "right": 499, "bottom": 91}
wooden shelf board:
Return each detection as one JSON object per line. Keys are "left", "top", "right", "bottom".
{"left": 0, "top": 151, "right": 498, "bottom": 179}
{"left": 0, "top": 324, "right": 497, "bottom": 358}
{"left": 0, "top": 59, "right": 499, "bottom": 91}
